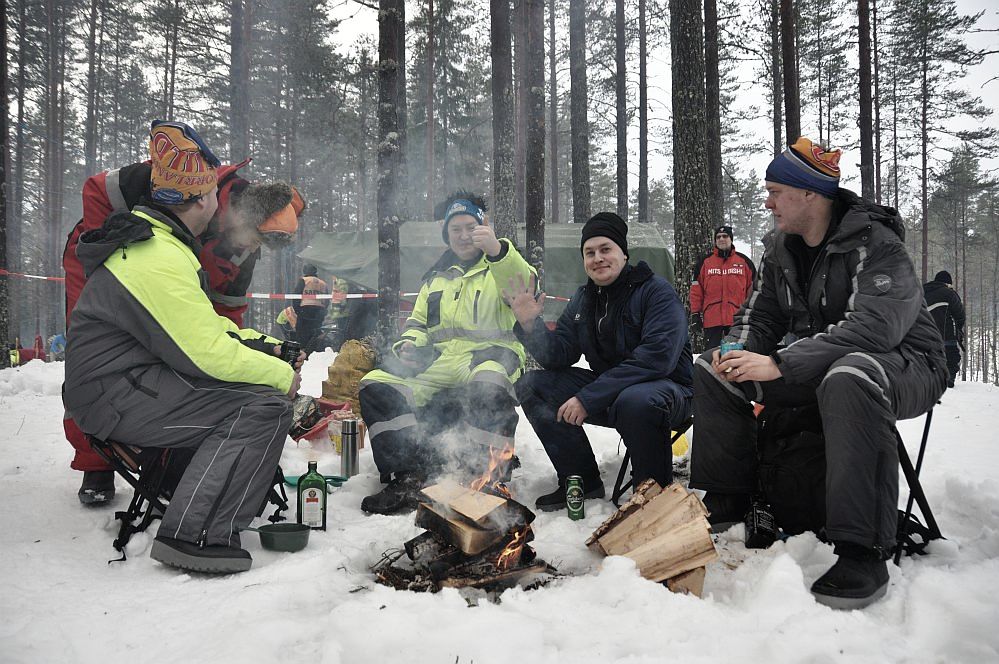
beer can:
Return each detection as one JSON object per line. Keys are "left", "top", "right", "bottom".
{"left": 566, "top": 475, "right": 585, "bottom": 520}
{"left": 720, "top": 340, "right": 744, "bottom": 358}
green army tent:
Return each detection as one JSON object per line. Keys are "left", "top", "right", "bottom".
{"left": 299, "top": 222, "right": 675, "bottom": 318}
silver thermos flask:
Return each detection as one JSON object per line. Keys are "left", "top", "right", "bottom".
{"left": 340, "top": 418, "right": 359, "bottom": 477}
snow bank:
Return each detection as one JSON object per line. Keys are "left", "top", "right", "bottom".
{"left": 1, "top": 356, "right": 997, "bottom": 663}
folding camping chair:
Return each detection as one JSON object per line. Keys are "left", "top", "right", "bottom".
{"left": 894, "top": 408, "right": 943, "bottom": 564}
{"left": 611, "top": 417, "right": 694, "bottom": 506}
{"left": 87, "top": 435, "right": 289, "bottom": 563}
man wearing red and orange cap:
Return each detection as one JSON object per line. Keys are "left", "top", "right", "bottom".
{"left": 63, "top": 125, "right": 305, "bottom": 505}
{"left": 689, "top": 138, "right": 946, "bottom": 609}
{"left": 64, "top": 121, "right": 301, "bottom": 573}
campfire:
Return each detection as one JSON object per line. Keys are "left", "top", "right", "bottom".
{"left": 373, "top": 445, "right": 552, "bottom": 593}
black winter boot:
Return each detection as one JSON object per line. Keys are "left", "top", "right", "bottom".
{"left": 78, "top": 470, "right": 116, "bottom": 506}
{"left": 534, "top": 477, "right": 605, "bottom": 512}
{"left": 150, "top": 536, "right": 252, "bottom": 574}
{"left": 702, "top": 492, "right": 750, "bottom": 533}
{"left": 810, "top": 543, "right": 889, "bottom": 610}
{"left": 360, "top": 472, "right": 426, "bottom": 515}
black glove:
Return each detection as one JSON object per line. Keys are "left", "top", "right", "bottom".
{"left": 690, "top": 313, "right": 703, "bottom": 333}
{"left": 230, "top": 331, "right": 281, "bottom": 357}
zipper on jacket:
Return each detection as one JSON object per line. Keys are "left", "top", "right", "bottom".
{"left": 596, "top": 286, "right": 609, "bottom": 335}
{"left": 473, "top": 290, "right": 481, "bottom": 324}
{"left": 196, "top": 449, "right": 245, "bottom": 548}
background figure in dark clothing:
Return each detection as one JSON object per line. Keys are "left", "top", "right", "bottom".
{"left": 690, "top": 225, "right": 756, "bottom": 350}
{"left": 294, "top": 263, "right": 329, "bottom": 352}
{"left": 509, "top": 212, "right": 693, "bottom": 512}
{"left": 689, "top": 138, "right": 946, "bottom": 610}
{"left": 924, "top": 270, "right": 965, "bottom": 388}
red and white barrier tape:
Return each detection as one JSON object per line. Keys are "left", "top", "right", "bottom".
{"left": 0, "top": 268, "right": 66, "bottom": 282}
{"left": 247, "top": 292, "right": 571, "bottom": 302}
{"left": 0, "top": 270, "right": 571, "bottom": 302}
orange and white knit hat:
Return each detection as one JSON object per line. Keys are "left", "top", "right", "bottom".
{"left": 148, "top": 120, "right": 220, "bottom": 204}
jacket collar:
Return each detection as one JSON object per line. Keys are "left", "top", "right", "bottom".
{"left": 763, "top": 188, "right": 905, "bottom": 260}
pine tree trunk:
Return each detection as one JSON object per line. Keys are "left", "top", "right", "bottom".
{"left": 568, "top": 0, "right": 590, "bottom": 224}
{"left": 704, "top": 0, "right": 722, "bottom": 225}
{"left": 525, "top": 0, "right": 546, "bottom": 275}
{"left": 396, "top": 0, "right": 409, "bottom": 214}
{"left": 858, "top": 0, "right": 874, "bottom": 200}
{"left": 490, "top": 0, "right": 516, "bottom": 240}
{"left": 770, "top": 0, "right": 782, "bottom": 157}
{"left": 670, "top": 0, "right": 711, "bottom": 313}
{"left": 638, "top": 0, "right": 649, "bottom": 223}
{"left": 376, "top": 0, "right": 404, "bottom": 348}
{"left": 780, "top": 0, "right": 800, "bottom": 142}
{"left": 872, "top": 0, "right": 882, "bottom": 203}
{"left": 919, "top": 40, "right": 929, "bottom": 282}
{"left": 84, "top": 0, "right": 100, "bottom": 175}
{"left": 615, "top": 0, "right": 628, "bottom": 220}
{"left": 514, "top": 0, "right": 527, "bottom": 223}
{"left": 45, "top": 0, "right": 59, "bottom": 335}
{"left": 426, "top": 0, "right": 436, "bottom": 221}
{"left": 230, "top": 0, "right": 251, "bottom": 161}
{"left": 548, "top": 0, "right": 559, "bottom": 225}
{"left": 1, "top": 0, "right": 9, "bottom": 365}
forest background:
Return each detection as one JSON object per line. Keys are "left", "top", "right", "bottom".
{"left": 1, "top": 0, "right": 997, "bottom": 380}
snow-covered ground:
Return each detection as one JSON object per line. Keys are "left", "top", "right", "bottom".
{"left": 1, "top": 352, "right": 997, "bottom": 663}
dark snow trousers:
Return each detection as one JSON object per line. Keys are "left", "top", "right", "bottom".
{"left": 67, "top": 365, "right": 292, "bottom": 548}
{"left": 944, "top": 341, "right": 961, "bottom": 387}
{"left": 359, "top": 368, "right": 519, "bottom": 478}
{"left": 688, "top": 347, "right": 946, "bottom": 551}
{"left": 516, "top": 368, "right": 693, "bottom": 488}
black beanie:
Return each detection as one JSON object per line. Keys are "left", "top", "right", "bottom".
{"left": 934, "top": 270, "right": 952, "bottom": 285}
{"left": 303, "top": 263, "right": 318, "bottom": 277}
{"left": 580, "top": 212, "right": 629, "bottom": 257}
{"left": 715, "top": 225, "right": 733, "bottom": 239}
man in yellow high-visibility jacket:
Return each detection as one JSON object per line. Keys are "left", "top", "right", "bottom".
{"left": 359, "top": 193, "right": 537, "bottom": 514}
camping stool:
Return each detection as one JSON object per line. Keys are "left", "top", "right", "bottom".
{"left": 87, "top": 436, "right": 179, "bottom": 563}
{"left": 894, "top": 408, "right": 944, "bottom": 565}
{"left": 611, "top": 416, "right": 694, "bottom": 506}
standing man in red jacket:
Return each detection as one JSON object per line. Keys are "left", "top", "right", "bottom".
{"left": 689, "top": 226, "right": 757, "bottom": 349}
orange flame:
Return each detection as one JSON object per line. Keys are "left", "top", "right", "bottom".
{"left": 469, "top": 442, "right": 515, "bottom": 495}
{"left": 496, "top": 527, "right": 529, "bottom": 571}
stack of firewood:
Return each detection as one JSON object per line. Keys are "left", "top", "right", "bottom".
{"left": 586, "top": 480, "right": 717, "bottom": 597}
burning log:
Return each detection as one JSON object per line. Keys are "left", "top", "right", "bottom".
{"left": 437, "top": 562, "right": 550, "bottom": 590}
{"left": 587, "top": 479, "right": 717, "bottom": 596}
{"left": 414, "top": 503, "right": 509, "bottom": 556}
{"left": 420, "top": 479, "right": 507, "bottom": 526}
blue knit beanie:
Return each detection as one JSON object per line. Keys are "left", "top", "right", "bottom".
{"left": 442, "top": 199, "right": 486, "bottom": 244}
{"left": 765, "top": 137, "right": 842, "bottom": 198}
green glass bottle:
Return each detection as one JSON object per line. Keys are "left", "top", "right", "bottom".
{"left": 297, "top": 461, "right": 327, "bottom": 530}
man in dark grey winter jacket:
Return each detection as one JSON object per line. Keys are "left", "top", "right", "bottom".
{"left": 689, "top": 138, "right": 947, "bottom": 610}
{"left": 923, "top": 270, "right": 965, "bottom": 387}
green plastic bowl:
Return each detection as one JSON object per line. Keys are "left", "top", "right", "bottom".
{"left": 242, "top": 522, "right": 311, "bottom": 552}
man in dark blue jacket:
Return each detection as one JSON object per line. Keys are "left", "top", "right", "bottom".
{"left": 508, "top": 212, "right": 693, "bottom": 511}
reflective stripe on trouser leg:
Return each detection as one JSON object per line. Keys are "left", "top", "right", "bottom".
{"left": 358, "top": 379, "right": 432, "bottom": 475}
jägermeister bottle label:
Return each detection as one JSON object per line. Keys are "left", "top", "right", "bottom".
{"left": 297, "top": 461, "right": 327, "bottom": 530}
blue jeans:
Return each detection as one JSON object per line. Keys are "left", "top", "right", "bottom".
{"left": 516, "top": 368, "right": 693, "bottom": 487}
